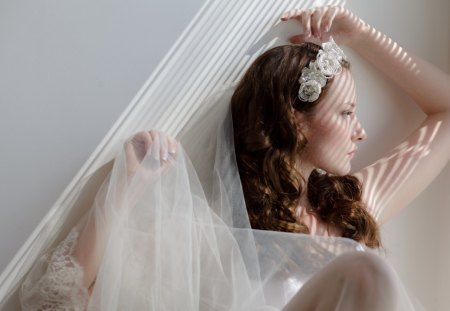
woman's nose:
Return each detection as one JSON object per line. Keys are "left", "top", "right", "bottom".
{"left": 352, "top": 121, "right": 367, "bottom": 141}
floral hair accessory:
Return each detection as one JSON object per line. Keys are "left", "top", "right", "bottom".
{"left": 298, "top": 37, "right": 346, "bottom": 102}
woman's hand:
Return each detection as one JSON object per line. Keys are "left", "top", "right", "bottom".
{"left": 280, "top": 6, "right": 368, "bottom": 45}
{"left": 124, "top": 130, "right": 177, "bottom": 178}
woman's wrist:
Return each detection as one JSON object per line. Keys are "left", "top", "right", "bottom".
{"left": 345, "top": 21, "right": 373, "bottom": 50}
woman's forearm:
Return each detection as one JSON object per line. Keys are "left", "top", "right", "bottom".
{"left": 349, "top": 25, "right": 450, "bottom": 116}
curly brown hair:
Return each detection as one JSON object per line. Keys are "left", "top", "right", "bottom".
{"left": 231, "top": 43, "right": 381, "bottom": 248}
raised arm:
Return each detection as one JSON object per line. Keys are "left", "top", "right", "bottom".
{"left": 348, "top": 18, "right": 450, "bottom": 222}
{"left": 281, "top": 6, "right": 450, "bottom": 223}
{"left": 20, "top": 131, "right": 178, "bottom": 310}
{"left": 72, "top": 130, "right": 177, "bottom": 290}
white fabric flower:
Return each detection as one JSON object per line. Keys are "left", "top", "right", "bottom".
{"left": 322, "top": 38, "right": 346, "bottom": 62}
{"left": 316, "top": 50, "right": 342, "bottom": 77}
{"left": 299, "top": 62, "right": 327, "bottom": 87}
{"left": 298, "top": 80, "right": 322, "bottom": 102}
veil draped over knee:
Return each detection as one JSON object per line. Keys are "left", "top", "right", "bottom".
{"left": 0, "top": 0, "right": 423, "bottom": 309}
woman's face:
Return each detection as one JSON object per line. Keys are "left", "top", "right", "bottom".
{"left": 300, "top": 70, "right": 366, "bottom": 175}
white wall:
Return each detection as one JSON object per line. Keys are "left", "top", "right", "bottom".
{"left": 345, "top": 1, "right": 450, "bottom": 310}
{"left": 1, "top": 0, "right": 449, "bottom": 310}
{"left": 0, "top": 0, "right": 203, "bottom": 271}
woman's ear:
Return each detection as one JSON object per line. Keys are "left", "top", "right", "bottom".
{"left": 292, "top": 108, "right": 309, "bottom": 135}
{"left": 292, "top": 108, "right": 310, "bottom": 150}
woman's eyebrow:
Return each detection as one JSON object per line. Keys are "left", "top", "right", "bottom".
{"left": 343, "top": 102, "right": 356, "bottom": 108}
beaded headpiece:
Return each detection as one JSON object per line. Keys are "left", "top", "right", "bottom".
{"left": 298, "top": 38, "right": 347, "bottom": 102}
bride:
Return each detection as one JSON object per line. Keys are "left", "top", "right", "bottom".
{"left": 17, "top": 6, "right": 450, "bottom": 310}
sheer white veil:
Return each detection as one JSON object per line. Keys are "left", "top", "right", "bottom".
{"left": 178, "top": 84, "right": 250, "bottom": 229}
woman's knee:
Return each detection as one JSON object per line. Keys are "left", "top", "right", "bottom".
{"left": 338, "top": 252, "right": 397, "bottom": 297}
{"left": 283, "top": 251, "right": 398, "bottom": 311}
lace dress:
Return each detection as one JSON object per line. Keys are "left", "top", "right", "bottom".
{"left": 20, "top": 230, "right": 88, "bottom": 311}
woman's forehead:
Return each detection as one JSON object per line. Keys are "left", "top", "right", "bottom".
{"left": 323, "top": 70, "right": 356, "bottom": 106}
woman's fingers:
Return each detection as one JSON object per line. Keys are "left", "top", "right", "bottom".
{"left": 281, "top": 6, "right": 342, "bottom": 39}
{"left": 310, "top": 10, "right": 323, "bottom": 38}
{"left": 125, "top": 129, "right": 178, "bottom": 179}
{"left": 300, "top": 10, "right": 312, "bottom": 37}
{"left": 125, "top": 141, "right": 139, "bottom": 176}
{"left": 168, "top": 135, "right": 177, "bottom": 156}
{"left": 159, "top": 132, "right": 169, "bottom": 162}
{"left": 280, "top": 8, "right": 300, "bottom": 21}
{"left": 125, "top": 131, "right": 153, "bottom": 177}
{"left": 289, "top": 33, "right": 323, "bottom": 45}
{"left": 281, "top": 6, "right": 367, "bottom": 45}
{"left": 129, "top": 131, "right": 153, "bottom": 160}
{"left": 289, "top": 34, "right": 309, "bottom": 44}
{"left": 322, "top": 6, "right": 338, "bottom": 33}
{"left": 280, "top": 9, "right": 312, "bottom": 37}
{"left": 140, "top": 129, "right": 177, "bottom": 163}
{"left": 148, "top": 130, "right": 161, "bottom": 161}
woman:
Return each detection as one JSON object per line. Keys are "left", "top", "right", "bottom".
{"left": 231, "top": 6, "right": 450, "bottom": 309}
{"left": 18, "top": 6, "right": 450, "bottom": 311}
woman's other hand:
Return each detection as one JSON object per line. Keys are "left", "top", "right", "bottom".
{"left": 280, "top": 6, "right": 368, "bottom": 46}
{"left": 124, "top": 130, "right": 177, "bottom": 178}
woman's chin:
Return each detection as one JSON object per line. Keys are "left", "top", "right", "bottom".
{"left": 327, "top": 165, "right": 351, "bottom": 176}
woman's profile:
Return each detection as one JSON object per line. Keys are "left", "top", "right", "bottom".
{"left": 14, "top": 5, "right": 450, "bottom": 311}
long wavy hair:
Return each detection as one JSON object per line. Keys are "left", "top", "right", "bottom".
{"left": 231, "top": 43, "right": 381, "bottom": 248}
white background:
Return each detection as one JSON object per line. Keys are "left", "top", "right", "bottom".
{"left": 1, "top": 0, "right": 449, "bottom": 309}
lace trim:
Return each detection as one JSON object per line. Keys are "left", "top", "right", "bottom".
{"left": 20, "top": 229, "right": 89, "bottom": 311}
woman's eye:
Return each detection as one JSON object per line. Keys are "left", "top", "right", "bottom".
{"left": 342, "top": 111, "right": 354, "bottom": 117}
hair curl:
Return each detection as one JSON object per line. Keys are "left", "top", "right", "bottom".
{"left": 231, "top": 43, "right": 381, "bottom": 248}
